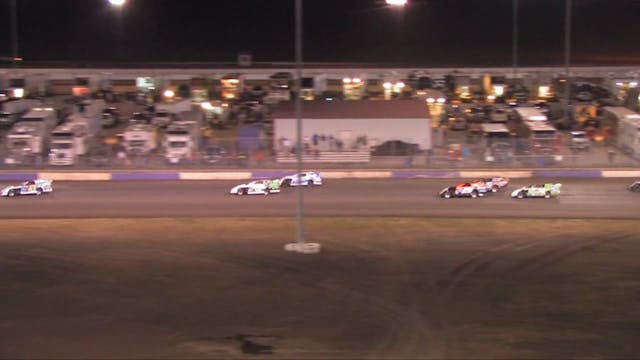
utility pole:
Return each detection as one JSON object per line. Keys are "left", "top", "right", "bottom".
{"left": 11, "top": 0, "right": 19, "bottom": 67}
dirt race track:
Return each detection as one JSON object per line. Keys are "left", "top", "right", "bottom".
{"left": 1, "top": 218, "right": 639, "bottom": 359}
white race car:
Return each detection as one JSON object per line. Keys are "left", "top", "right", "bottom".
{"left": 230, "top": 179, "right": 281, "bottom": 196}
{"left": 281, "top": 172, "right": 323, "bottom": 187}
{"left": 1, "top": 179, "right": 54, "bottom": 197}
{"left": 477, "top": 177, "right": 510, "bottom": 192}
{"left": 511, "top": 183, "right": 562, "bottom": 199}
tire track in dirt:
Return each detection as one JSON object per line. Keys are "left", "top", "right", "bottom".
{"left": 438, "top": 234, "right": 625, "bottom": 302}
{"left": 229, "top": 246, "right": 446, "bottom": 359}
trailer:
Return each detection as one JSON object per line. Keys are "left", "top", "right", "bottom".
{"left": 20, "top": 107, "right": 59, "bottom": 132}
{"left": 603, "top": 106, "right": 640, "bottom": 157}
{"left": 4, "top": 122, "right": 48, "bottom": 165}
{"left": 0, "top": 98, "right": 42, "bottom": 128}
{"left": 122, "top": 124, "right": 158, "bottom": 155}
{"left": 163, "top": 110, "right": 202, "bottom": 164}
{"left": 151, "top": 99, "right": 192, "bottom": 127}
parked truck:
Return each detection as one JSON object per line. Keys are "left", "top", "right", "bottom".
{"left": 0, "top": 98, "right": 42, "bottom": 128}
{"left": 4, "top": 121, "right": 48, "bottom": 165}
{"left": 151, "top": 99, "right": 192, "bottom": 127}
{"left": 163, "top": 110, "right": 202, "bottom": 164}
{"left": 122, "top": 123, "right": 158, "bottom": 155}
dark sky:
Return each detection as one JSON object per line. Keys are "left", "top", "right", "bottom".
{"left": 0, "top": 0, "right": 639, "bottom": 66}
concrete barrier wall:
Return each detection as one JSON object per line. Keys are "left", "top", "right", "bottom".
{"left": 0, "top": 169, "right": 639, "bottom": 181}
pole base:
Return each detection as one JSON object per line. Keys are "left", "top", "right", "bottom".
{"left": 284, "top": 242, "right": 321, "bottom": 254}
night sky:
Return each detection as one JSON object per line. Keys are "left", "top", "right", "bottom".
{"left": 0, "top": 0, "right": 638, "bottom": 66}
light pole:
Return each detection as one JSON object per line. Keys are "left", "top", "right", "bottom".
{"left": 512, "top": 0, "right": 518, "bottom": 77}
{"left": 285, "top": 0, "right": 321, "bottom": 254}
{"left": 564, "top": 0, "right": 572, "bottom": 113}
{"left": 10, "top": 0, "right": 19, "bottom": 66}
{"left": 285, "top": 0, "right": 405, "bottom": 254}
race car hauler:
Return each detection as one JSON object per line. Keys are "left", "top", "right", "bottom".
{"left": 48, "top": 123, "right": 83, "bottom": 166}
{"left": 163, "top": 110, "right": 202, "bottom": 164}
{"left": 482, "top": 123, "right": 513, "bottom": 162}
{"left": 19, "top": 107, "right": 59, "bottom": 132}
{"left": 511, "top": 106, "right": 548, "bottom": 123}
{"left": 4, "top": 121, "right": 48, "bottom": 165}
{"left": 122, "top": 123, "right": 158, "bottom": 155}
{"left": 603, "top": 106, "right": 640, "bottom": 157}
{"left": 0, "top": 98, "right": 42, "bottom": 128}
{"left": 151, "top": 99, "right": 192, "bottom": 127}
{"left": 47, "top": 112, "right": 100, "bottom": 166}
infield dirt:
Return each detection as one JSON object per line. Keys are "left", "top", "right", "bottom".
{"left": 1, "top": 218, "right": 639, "bottom": 359}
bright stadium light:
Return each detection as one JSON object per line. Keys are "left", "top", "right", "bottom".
{"left": 109, "top": 0, "right": 126, "bottom": 6}
{"left": 386, "top": 0, "right": 407, "bottom": 6}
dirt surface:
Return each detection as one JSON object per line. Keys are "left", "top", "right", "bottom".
{"left": 1, "top": 218, "right": 639, "bottom": 359}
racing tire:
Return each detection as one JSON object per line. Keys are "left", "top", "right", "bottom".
{"left": 544, "top": 191, "right": 551, "bottom": 199}
{"left": 443, "top": 192, "right": 452, "bottom": 199}
{"left": 36, "top": 188, "right": 43, "bottom": 195}
{"left": 492, "top": 185, "right": 499, "bottom": 193}
{"left": 8, "top": 190, "right": 16, "bottom": 197}
{"left": 236, "top": 189, "right": 244, "bottom": 196}
{"left": 631, "top": 185, "right": 640, "bottom": 192}
{"left": 517, "top": 191, "right": 525, "bottom": 199}
{"left": 471, "top": 190, "right": 478, "bottom": 198}
{"left": 282, "top": 179, "right": 292, "bottom": 187}
{"left": 264, "top": 190, "right": 270, "bottom": 196}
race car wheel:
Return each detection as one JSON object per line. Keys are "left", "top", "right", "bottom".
{"left": 283, "top": 179, "right": 292, "bottom": 187}
{"left": 236, "top": 189, "right": 244, "bottom": 196}
{"left": 544, "top": 191, "right": 551, "bottom": 199}
{"left": 517, "top": 191, "right": 525, "bottom": 199}
{"left": 8, "top": 190, "right": 16, "bottom": 197}
{"left": 492, "top": 185, "right": 498, "bottom": 193}
{"left": 631, "top": 185, "right": 640, "bottom": 192}
{"left": 264, "top": 190, "right": 270, "bottom": 196}
{"left": 443, "top": 191, "right": 451, "bottom": 199}
{"left": 36, "top": 188, "right": 43, "bottom": 195}
{"left": 471, "top": 190, "right": 478, "bottom": 198}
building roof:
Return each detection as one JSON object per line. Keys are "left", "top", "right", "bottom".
{"left": 273, "top": 100, "right": 430, "bottom": 119}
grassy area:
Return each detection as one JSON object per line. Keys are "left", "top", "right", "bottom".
{"left": 1, "top": 218, "right": 639, "bottom": 359}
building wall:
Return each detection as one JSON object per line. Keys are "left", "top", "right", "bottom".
{"left": 274, "top": 117, "right": 431, "bottom": 151}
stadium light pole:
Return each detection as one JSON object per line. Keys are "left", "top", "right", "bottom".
{"left": 286, "top": 0, "right": 322, "bottom": 254}
{"left": 10, "top": 0, "right": 20, "bottom": 66}
{"left": 564, "top": 0, "right": 572, "bottom": 112}
{"left": 512, "top": 0, "right": 518, "bottom": 77}
{"left": 286, "top": 0, "right": 406, "bottom": 254}
{"left": 294, "top": 0, "right": 305, "bottom": 247}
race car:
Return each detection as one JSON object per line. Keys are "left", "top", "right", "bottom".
{"left": 475, "top": 177, "right": 510, "bottom": 192}
{"left": 511, "top": 183, "right": 562, "bottom": 199}
{"left": 229, "top": 179, "right": 281, "bottom": 196}
{"left": 628, "top": 181, "right": 640, "bottom": 192}
{"left": 281, "top": 172, "right": 323, "bottom": 187}
{"left": 1, "top": 179, "right": 54, "bottom": 197}
{"left": 440, "top": 182, "right": 485, "bottom": 199}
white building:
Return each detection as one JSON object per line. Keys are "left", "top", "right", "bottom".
{"left": 273, "top": 100, "right": 431, "bottom": 151}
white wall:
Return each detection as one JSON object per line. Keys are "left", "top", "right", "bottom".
{"left": 274, "top": 117, "right": 431, "bottom": 150}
